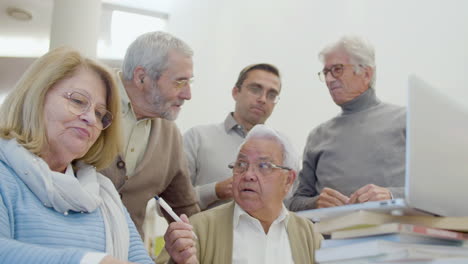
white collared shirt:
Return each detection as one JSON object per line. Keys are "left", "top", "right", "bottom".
{"left": 232, "top": 203, "right": 294, "bottom": 264}
{"left": 116, "top": 71, "right": 152, "bottom": 177}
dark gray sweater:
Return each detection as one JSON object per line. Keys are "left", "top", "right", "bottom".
{"left": 289, "top": 88, "right": 406, "bottom": 211}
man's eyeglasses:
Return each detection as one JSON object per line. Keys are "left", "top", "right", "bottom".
{"left": 174, "top": 78, "right": 194, "bottom": 89}
{"left": 228, "top": 160, "right": 291, "bottom": 175}
{"left": 318, "top": 64, "right": 359, "bottom": 82}
{"left": 63, "top": 91, "right": 113, "bottom": 130}
{"left": 245, "top": 84, "right": 280, "bottom": 104}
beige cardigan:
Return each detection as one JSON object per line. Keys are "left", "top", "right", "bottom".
{"left": 101, "top": 117, "right": 200, "bottom": 237}
{"left": 158, "top": 202, "right": 322, "bottom": 264}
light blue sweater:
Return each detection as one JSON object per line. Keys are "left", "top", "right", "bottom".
{"left": 0, "top": 158, "right": 153, "bottom": 263}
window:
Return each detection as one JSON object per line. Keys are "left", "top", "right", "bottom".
{"left": 97, "top": 10, "right": 167, "bottom": 59}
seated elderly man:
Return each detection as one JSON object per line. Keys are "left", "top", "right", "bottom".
{"left": 157, "top": 124, "right": 322, "bottom": 264}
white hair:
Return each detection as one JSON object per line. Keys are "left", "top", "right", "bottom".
{"left": 318, "top": 35, "right": 376, "bottom": 89}
{"left": 121, "top": 31, "right": 193, "bottom": 81}
{"left": 240, "top": 124, "right": 299, "bottom": 171}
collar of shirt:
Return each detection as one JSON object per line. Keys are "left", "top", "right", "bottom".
{"left": 65, "top": 163, "right": 74, "bottom": 177}
{"left": 224, "top": 112, "right": 246, "bottom": 138}
{"left": 233, "top": 202, "right": 290, "bottom": 231}
{"left": 115, "top": 70, "right": 152, "bottom": 177}
{"left": 340, "top": 87, "right": 381, "bottom": 115}
{"left": 116, "top": 70, "right": 150, "bottom": 123}
{"left": 232, "top": 202, "right": 294, "bottom": 264}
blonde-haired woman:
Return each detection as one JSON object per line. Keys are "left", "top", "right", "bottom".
{"left": 0, "top": 47, "right": 152, "bottom": 264}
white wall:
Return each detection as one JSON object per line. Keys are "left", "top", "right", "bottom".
{"left": 169, "top": 0, "right": 468, "bottom": 154}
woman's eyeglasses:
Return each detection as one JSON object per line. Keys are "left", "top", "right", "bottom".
{"left": 63, "top": 91, "right": 113, "bottom": 130}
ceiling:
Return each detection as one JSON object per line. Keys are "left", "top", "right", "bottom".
{"left": 1, "top": 0, "right": 52, "bottom": 40}
{"left": 0, "top": 0, "right": 172, "bottom": 95}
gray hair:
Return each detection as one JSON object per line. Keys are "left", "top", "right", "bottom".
{"left": 121, "top": 31, "right": 193, "bottom": 81}
{"left": 319, "top": 35, "right": 376, "bottom": 89}
{"left": 240, "top": 124, "right": 299, "bottom": 171}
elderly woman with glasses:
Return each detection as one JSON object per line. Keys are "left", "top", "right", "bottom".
{"left": 0, "top": 47, "right": 153, "bottom": 264}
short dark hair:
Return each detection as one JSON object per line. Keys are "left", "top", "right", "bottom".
{"left": 235, "top": 63, "right": 281, "bottom": 90}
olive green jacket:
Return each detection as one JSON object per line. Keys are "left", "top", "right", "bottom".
{"left": 157, "top": 201, "right": 322, "bottom": 264}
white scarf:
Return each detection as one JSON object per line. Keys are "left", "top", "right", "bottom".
{"left": 0, "top": 138, "right": 129, "bottom": 260}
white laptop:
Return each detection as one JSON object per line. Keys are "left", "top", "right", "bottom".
{"left": 297, "top": 75, "right": 468, "bottom": 222}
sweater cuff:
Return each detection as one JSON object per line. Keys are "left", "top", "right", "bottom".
{"left": 387, "top": 186, "right": 404, "bottom": 199}
{"left": 195, "top": 182, "right": 218, "bottom": 210}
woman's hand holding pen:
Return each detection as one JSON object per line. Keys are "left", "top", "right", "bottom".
{"left": 164, "top": 214, "right": 199, "bottom": 264}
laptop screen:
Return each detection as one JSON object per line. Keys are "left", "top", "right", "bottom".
{"left": 406, "top": 75, "right": 468, "bottom": 217}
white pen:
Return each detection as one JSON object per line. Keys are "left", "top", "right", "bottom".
{"left": 154, "top": 196, "right": 198, "bottom": 240}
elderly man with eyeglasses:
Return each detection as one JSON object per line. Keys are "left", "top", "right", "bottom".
{"left": 100, "top": 31, "right": 200, "bottom": 238}
{"left": 184, "top": 63, "right": 283, "bottom": 210}
{"left": 157, "top": 124, "right": 322, "bottom": 264}
{"left": 289, "top": 35, "right": 406, "bottom": 211}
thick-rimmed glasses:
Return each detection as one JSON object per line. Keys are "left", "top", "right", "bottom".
{"left": 245, "top": 84, "right": 280, "bottom": 104}
{"left": 174, "top": 78, "right": 194, "bottom": 89}
{"left": 228, "top": 160, "right": 291, "bottom": 175}
{"left": 63, "top": 91, "right": 113, "bottom": 130}
{"left": 318, "top": 64, "right": 358, "bottom": 82}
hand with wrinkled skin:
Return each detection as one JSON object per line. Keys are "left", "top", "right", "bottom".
{"left": 348, "top": 184, "right": 392, "bottom": 204}
{"left": 163, "top": 214, "right": 199, "bottom": 264}
{"left": 316, "top": 187, "right": 350, "bottom": 208}
{"left": 215, "top": 176, "right": 233, "bottom": 200}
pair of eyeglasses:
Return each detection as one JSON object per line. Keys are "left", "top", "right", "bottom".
{"left": 63, "top": 91, "right": 113, "bottom": 130}
{"left": 317, "top": 64, "right": 359, "bottom": 82}
{"left": 174, "top": 78, "right": 194, "bottom": 89}
{"left": 245, "top": 84, "right": 280, "bottom": 104}
{"left": 228, "top": 160, "right": 291, "bottom": 175}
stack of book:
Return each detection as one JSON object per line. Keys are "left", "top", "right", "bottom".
{"left": 315, "top": 211, "right": 468, "bottom": 263}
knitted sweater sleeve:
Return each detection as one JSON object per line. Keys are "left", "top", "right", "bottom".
{"left": 0, "top": 194, "right": 86, "bottom": 264}
{"left": 183, "top": 127, "right": 219, "bottom": 210}
{"left": 288, "top": 130, "right": 321, "bottom": 211}
{"left": 125, "top": 207, "right": 155, "bottom": 264}
{"left": 0, "top": 169, "right": 152, "bottom": 264}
